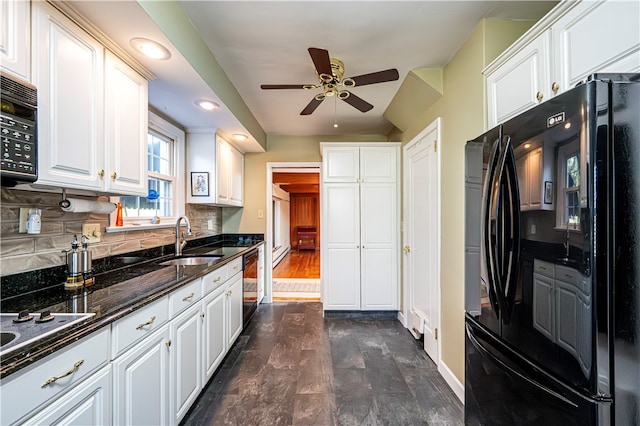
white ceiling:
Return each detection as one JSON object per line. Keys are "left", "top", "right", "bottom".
{"left": 68, "top": 1, "right": 557, "bottom": 149}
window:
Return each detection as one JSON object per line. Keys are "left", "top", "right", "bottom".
{"left": 556, "top": 140, "right": 580, "bottom": 230}
{"left": 111, "top": 112, "right": 185, "bottom": 228}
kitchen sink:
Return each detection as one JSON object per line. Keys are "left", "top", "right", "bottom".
{"left": 159, "top": 256, "right": 222, "bottom": 266}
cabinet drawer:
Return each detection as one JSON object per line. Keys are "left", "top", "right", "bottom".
{"left": 0, "top": 328, "right": 109, "bottom": 426}
{"left": 169, "top": 279, "right": 202, "bottom": 317}
{"left": 202, "top": 266, "right": 228, "bottom": 295}
{"left": 555, "top": 265, "right": 589, "bottom": 296}
{"left": 111, "top": 296, "right": 169, "bottom": 359}
{"left": 533, "top": 259, "right": 554, "bottom": 278}
{"left": 227, "top": 257, "right": 243, "bottom": 277}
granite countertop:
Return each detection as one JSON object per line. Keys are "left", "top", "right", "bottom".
{"left": 0, "top": 240, "right": 263, "bottom": 379}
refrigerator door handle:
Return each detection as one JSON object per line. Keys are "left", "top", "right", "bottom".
{"left": 482, "top": 138, "right": 503, "bottom": 318}
{"left": 466, "top": 323, "right": 578, "bottom": 408}
{"left": 500, "top": 137, "right": 521, "bottom": 322}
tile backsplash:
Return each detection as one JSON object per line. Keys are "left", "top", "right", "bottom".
{"left": 1, "top": 188, "right": 222, "bottom": 275}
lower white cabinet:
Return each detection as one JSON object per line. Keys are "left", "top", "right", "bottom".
{"left": 171, "top": 303, "right": 203, "bottom": 425}
{"left": 202, "top": 282, "right": 227, "bottom": 383}
{"left": 23, "top": 365, "right": 112, "bottom": 426}
{"left": 0, "top": 328, "right": 110, "bottom": 426}
{"left": 112, "top": 324, "right": 171, "bottom": 426}
{"left": 227, "top": 272, "right": 244, "bottom": 346}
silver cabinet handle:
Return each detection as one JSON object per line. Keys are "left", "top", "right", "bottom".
{"left": 42, "top": 360, "right": 84, "bottom": 388}
{"left": 166, "top": 339, "right": 172, "bottom": 348}
{"left": 136, "top": 316, "right": 156, "bottom": 330}
{"left": 182, "top": 292, "right": 195, "bottom": 302}
{"left": 213, "top": 276, "right": 221, "bottom": 283}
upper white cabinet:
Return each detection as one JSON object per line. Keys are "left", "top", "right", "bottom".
{"left": 321, "top": 143, "right": 400, "bottom": 311}
{"left": 31, "top": 2, "right": 148, "bottom": 195}
{"left": 187, "top": 132, "right": 244, "bottom": 206}
{"left": 0, "top": 0, "right": 30, "bottom": 81}
{"left": 516, "top": 146, "right": 555, "bottom": 211}
{"left": 485, "top": 0, "right": 640, "bottom": 128}
{"left": 322, "top": 145, "right": 397, "bottom": 183}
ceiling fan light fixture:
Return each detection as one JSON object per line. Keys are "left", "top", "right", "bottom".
{"left": 342, "top": 78, "right": 355, "bottom": 88}
{"left": 130, "top": 38, "right": 171, "bottom": 60}
{"left": 314, "top": 93, "right": 326, "bottom": 101}
{"left": 196, "top": 100, "right": 220, "bottom": 111}
{"left": 338, "top": 90, "right": 350, "bottom": 100}
{"left": 303, "top": 84, "right": 317, "bottom": 90}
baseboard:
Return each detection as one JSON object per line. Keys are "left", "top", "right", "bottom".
{"left": 397, "top": 311, "right": 407, "bottom": 327}
{"left": 438, "top": 359, "right": 465, "bottom": 404}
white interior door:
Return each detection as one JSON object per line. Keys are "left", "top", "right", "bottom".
{"left": 403, "top": 118, "right": 440, "bottom": 363}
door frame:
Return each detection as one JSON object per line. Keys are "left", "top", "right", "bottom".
{"left": 402, "top": 118, "right": 441, "bottom": 363}
{"left": 265, "top": 162, "right": 322, "bottom": 303}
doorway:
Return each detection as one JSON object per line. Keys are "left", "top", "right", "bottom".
{"left": 265, "top": 163, "right": 322, "bottom": 303}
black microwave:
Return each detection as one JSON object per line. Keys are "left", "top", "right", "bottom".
{"left": 1, "top": 71, "right": 38, "bottom": 187}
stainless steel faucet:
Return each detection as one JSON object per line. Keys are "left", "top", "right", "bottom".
{"left": 175, "top": 216, "right": 192, "bottom": 256}
{"left": 563, "top": 226, "right": 570, "bottom": 258}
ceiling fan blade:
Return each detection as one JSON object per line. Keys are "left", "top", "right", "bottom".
{"left": 348, "top": 69, "right": 399, "bottom": 87}
{"left": 300, "top": 97, "right": 324, "bottom": 115}
{"left": 261, "top": 84, "right": 307, "bottom": 90}
{"left": 308, "top": 47, "right": 332, "bottom": 77}
{"left": 341, "top": 91, "right": 374, "bottom": 113}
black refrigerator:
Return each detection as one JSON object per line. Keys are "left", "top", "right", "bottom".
{"left": 464, "top": 74, "right": 640, "bottom": 425}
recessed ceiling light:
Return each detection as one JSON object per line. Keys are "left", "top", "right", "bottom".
{"left": 523, "top": 143, "right": 531, "bottom": 149}
{"left": 196, "top": 100, "right": 220, "bottom": 111}
{"left": 130, "top": 38, "right": 171, "bottom": 60}
{"left": 233, "top": 134, "right": 248, "bottom": 141}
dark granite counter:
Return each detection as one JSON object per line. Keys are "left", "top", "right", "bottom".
{"left": 0, "top": 234, "right": 263, "bottom": 379}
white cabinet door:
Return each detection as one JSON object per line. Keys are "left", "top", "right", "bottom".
{"left": 1, "top": 0, "right": 30, "bottom": 81}
{"left": 360, "top": 182, "right": 398, "bottom": 310}
{"left": 216, "top": 137, "right": 231, "bottom": 204}
{"left": 533, "top": 273, "right": 555, "bottom": 341}
{"left": 555, "top": 279, "right": 579, "bottom": 359}
{"left": 113, "top": 325, "right": 170, "bottom": 426}
{"left": 32, "top": 1, "right": 104, "bottom": 190}
{"left": 322, "top": 146, "right": 359, "bottom": 182}
{"left": 229, "top": 143, "right": 244, "bottom": 206}
{"left": 104, "top": 51, "right": 148, "bottom": 196}
{"left": 486, "top": 31, "right": 551, "bottom": 127}
{"left": 552, "top": 0, "right": 640, "bottom": 92}
{"left": 516, "top": 154, "right": 530, "bottom": 209}
{"left": 170, "top": 304, "right": 202, "bottom": 425}
{"left": 323, "top": 183, "right": 361, "bottom": 310}
{"left": 202, "top": 284, "right": 226, "bottom": 383}
{"left": 359, "top": 146, "right": 397, "bottom": 182}
{"left": 23, "top": 365, "right": 111, "bottom": 426}
{"left": 227, "top": 272, "right": 244, "bottom": 347}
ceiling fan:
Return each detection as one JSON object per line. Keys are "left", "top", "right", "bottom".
{"left": 260, "top": 47, "right": 399, "bottom": 115}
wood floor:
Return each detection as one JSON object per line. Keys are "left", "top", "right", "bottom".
{"left": 272, "top": 249, "right": 319, "bottom": 279}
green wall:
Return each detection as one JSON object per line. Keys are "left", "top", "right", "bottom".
{"left": 398, "top": 19, "right": 534, "bottom": 384}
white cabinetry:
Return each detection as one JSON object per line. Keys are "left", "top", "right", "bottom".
{"left": 0, "top": 0, "right": 30, "bottom": 81}
{"left": 532, "top": 259, "right": 592, "bottom": 372}
{"left": 170, "top": 303, "right": 202, "bottom": 424}
{"left": 321, "top": 143, "right": 400, "bottom": 311}
{"left": 485, "top": 0, "right": 640, "bottom": 128}
{"left": 202, "top": 280, "right": 227, "bottom": 383}
{"left": 187, "top": 132, "right": 244, "bottom": 206}
{"left": 516, "top": 146, "right": 554, "bottom": 211}
{"left": 31, "top": 2, "right": 148, "bottom": 195}
{"left": 112, "top": 324, "right": 171, "bottom": 426}
{"left": 0, "top": 328, "right": 110, "bottom": 426}
{"left": 22, "top": 365, "right": 112, "bottom": 426}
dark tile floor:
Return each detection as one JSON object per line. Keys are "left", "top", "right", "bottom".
{"left": 182, "top": 302, "right": 464, "bottom": 426}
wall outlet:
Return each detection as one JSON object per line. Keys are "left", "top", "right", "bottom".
{"left": 530, "top": 224, "right": 536, "bottom": 235}
{"left": 18, "top": 208, "right": 30, "bottom": 233}
{"left": 82, "top": 223, "right": 101, "bottom": 243}
{"left": 207, "top": 219, "right": 213, "bottom": 230}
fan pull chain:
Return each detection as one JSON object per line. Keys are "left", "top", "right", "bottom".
{"left": 333, "top": 96, "right": 338, "bottom": 128}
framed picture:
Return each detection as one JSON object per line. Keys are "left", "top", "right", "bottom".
{"left": 191, "top": 172, "right": 209, "bottom": 196}
{"left": 544, "top": 181, "right": 553, "bottom": 204}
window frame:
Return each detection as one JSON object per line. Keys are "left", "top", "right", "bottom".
{"left": 555, "top": 139, "right": 581, "bottom": 231}
{"left": 107, "top": 111, "right": 185, "bottom": 231}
